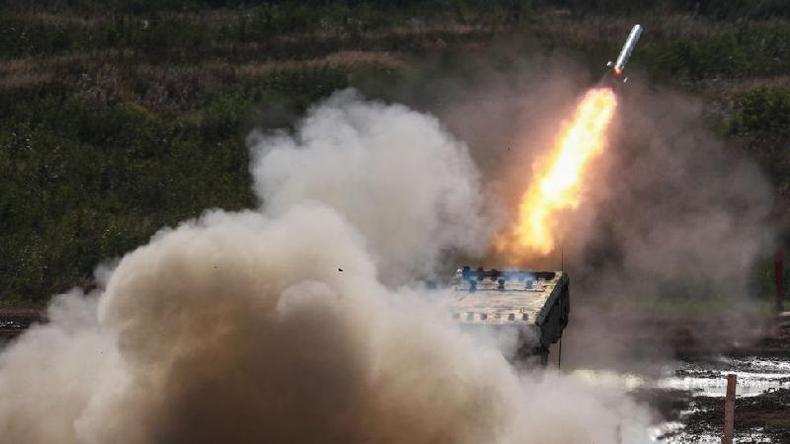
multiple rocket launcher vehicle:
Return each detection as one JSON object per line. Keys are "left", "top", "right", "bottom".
{"left": 447, "top": 25, "right": 644, "bottom": 366}
{"left": 447, "top": 268, "right": 570, "bottom": 366}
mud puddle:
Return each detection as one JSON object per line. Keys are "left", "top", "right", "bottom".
{"left": 572, "top": 355, "right": 790, "bottom": 442}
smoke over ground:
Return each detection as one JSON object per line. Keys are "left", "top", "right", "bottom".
{"left": 586, "top": 85, "right": 774, "bottom": 302}
{"left": 0, "top": 91, "right": 652, "bottom": 443}
{"left": 248, "top": 90, "right": 490, "bottom": 283}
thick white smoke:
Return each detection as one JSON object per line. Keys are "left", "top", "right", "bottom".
{"left": 0, "top": 90, "right": 652, "bottom": 443}
{"left": 249, "top": 90, "right": 490, "bottom": 283}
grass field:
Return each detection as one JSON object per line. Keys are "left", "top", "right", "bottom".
{"left": 1, "top": 0, "right": 789, "bottom": 305}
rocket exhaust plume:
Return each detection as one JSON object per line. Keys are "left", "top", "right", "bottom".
{"left": 499, "top": 87, "right": 618, "bottom": 257}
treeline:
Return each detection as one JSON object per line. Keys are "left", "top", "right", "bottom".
{"left": 0, "top": 9, "right": 497, "bottom": 60}
{"left": 728, "top": 87, "right": 790, "bottom": 198}
{"left": 4, "top": 0, "right": 790, "bottom": 18}
{"left": 729, "top": 87, "right": 790, "bottom": 137}
{"left": 551, "top": 0, "right": 790, "bottom": 19}
{"left": 2, "top": 2, "right": 790, "bottom": 84}
{"left": 5, "top": 0, "right": 530, "bottom": 16}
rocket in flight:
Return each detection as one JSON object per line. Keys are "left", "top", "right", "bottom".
{"left": 606, "top": 24, "right": 644, "bottom": 83}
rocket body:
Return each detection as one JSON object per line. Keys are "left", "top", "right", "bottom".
{"left": 611, "top": 24, "right": 643, "bottom": 76}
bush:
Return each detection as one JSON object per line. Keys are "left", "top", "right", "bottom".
{"left": 728, "top": 87, "right": 790, "bottom": 136}
{"left": 638, "top": 21, "right": 790, "bottom": 81}
{"left": 0, "top": 93, "right": 256, "bottom": 303}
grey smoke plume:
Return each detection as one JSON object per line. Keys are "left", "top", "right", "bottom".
{"left": 429, "top": 55, "right": 775, "bottom": 303}
{"left": 387, "top": 52, "right": 774, "bottom": 304}
{"left": 0, "top": 90, "right": 653, "bottom": 443}
{"left": 562, "top": 85, "right": 775, "bottom": 367}
{"left": 372, "top": 51, "right": 775, "bottom": 367}
{"left": 547, "top": 83, "right": 776, "bottom": 316}
{"left": 592, "top": 85, "right": 774, "bottom": 298}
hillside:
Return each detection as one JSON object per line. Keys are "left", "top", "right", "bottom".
{"left": 1, "top": 0, "right": 789, "bottom": 304}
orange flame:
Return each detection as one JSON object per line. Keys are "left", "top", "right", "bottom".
{"left": 502, "top": 87, "right": 618, "bottom": 257}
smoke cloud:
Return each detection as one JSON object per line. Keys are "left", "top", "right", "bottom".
{"left": 376, "top": 50, "right": 775, "bottom": 367}
{"left": 561, "top": 85, "right": 775, "bottom": 368}
{"left": 586, "top": 85, "right": 774, "bottom": 300}
{"left": 248, "top": 90, "right": 490, "bottom": 283}
{"left": 0, "top": 90, "right": 653, "bottom": 443}
{"left": 388, "top": 50, "right": 774, "bottom": 305}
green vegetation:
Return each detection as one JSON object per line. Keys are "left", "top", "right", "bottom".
{"left": 0, "top": 94, "right": 250, "bottom": 303}
{"left": 726, "top": 86, "right": 790, "bottom": 197}
{"left": 729, "top": 87, "right": 790, "bottom": 136}
{"left": 0, "top": 65, "right": 361, "bottom": 305}
{"left": 640, "top": 21, "right": 790, "bottom": 80}
{"left": 1, "top": 1, "right": 789, "bottom": 305}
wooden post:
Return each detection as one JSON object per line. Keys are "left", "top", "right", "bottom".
{"left": 722, "top": 373, "right": 736, "bottom": 444}
{"left": 558, "top": 338, "right": 562, "bottom": 370}
{"left": 776, "top": 248, "right": 784, "bottom": 312}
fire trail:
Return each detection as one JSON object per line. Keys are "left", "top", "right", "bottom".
{"left": 499, "top": 87, "right": 618, "bottom": 257}
{"left": 497, "top": 24, "right": 643, "bottom": 258}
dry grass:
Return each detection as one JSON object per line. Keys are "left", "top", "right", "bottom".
{"left": 0, "top": 48, "right": 137, "bottom": 90}
{"left": 0, "top": 72, "right": 53, "bottom": 89}
{"left": 0, "top": 48, "right": 409, "bottom": 114}
{"left": 13, "top": 12, "right": 107, "bottom": 27}
{"left": 0, "top": 58, "right": 53, "bottom": 88}
{"left": 236, "top": 50, "right": 407, "bottom": 77}
{"left": 698, "top": 75, "right": 790, "bottom": 97}
{"left": 527, "top": 12, "right": 773, "bottom": 43}
{"left": 695, "top": 75, "right": 790, "bottom": 125}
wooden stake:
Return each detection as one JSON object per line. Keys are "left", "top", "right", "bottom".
{"left": 558, "top": 338, "right": 562, "bottom": 369}
{"left": 722, "top": 373, "right": 736, "bottom": 444}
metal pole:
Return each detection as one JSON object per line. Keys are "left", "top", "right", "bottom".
{"left": 560, "top": 242, "right": 564, "bottom": 271}
{"left": 722, "top": 373, "right": 736, "bottom": 444}
{"left": 775, "top": 248, "right": 784, "bottom": 312}
{"left": 558, "top": 338, "right": 562, "bottom": 369}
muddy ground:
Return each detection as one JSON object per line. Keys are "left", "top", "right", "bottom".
{"left": 636, "top": 356, "right": 790, "bottom": 443}
{"left": 686, "top": 388, "right": 790, "bottom": 442}
{"left": 562, "top": 312, "right": 790, "bottom": 442}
